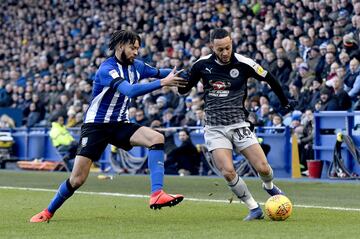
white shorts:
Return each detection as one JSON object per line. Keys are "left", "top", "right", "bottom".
{"left": 204, "top": 122, "right": 259, "bottom": 152}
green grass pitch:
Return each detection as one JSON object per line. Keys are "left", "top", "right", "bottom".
{"left": 0, "top": 170, "right": 359, "bottom": 239}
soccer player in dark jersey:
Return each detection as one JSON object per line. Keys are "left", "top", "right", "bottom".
{"left": 30, "top": 30, "right": 186, "bottom": 223}
{"left": 178, "top": 28, "right": 294, "bottom": 221}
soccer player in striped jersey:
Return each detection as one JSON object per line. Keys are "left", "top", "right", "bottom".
{"left": 178, "top": 28, "right": 295, "bottom": 221}
{"left": 30, "top": 30, "right": 187, "bottom": 223}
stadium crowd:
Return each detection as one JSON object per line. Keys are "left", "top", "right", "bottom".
{"left": 1, "top": 0, "right": 360, "bottom": 173}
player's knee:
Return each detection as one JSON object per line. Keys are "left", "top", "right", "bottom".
{"left": 69, "top": 175, "right": 86, "bottom": 189}
{"left": 221, "top": 169, "right": 237, "bottom": 182}
{"left": 257, "top": 162, "right": 271, "bottom": 175}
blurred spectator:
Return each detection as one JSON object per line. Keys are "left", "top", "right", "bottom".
{"left": 165, "top": 129, "right": 200, "bottom": 176}
{"left": 187, "top": 108, "right": 205, "bottom": 128}
{"left": 267, "top": 113, "right": 285, "bottom": 134}
{"left": 290, "top": 112, "right": 302, "bottom": 129}
{"left": 156, "top": 96, "right": 168, "bottom": 111}
{"left": 320, "top": 52, "right": 337, "bottom": 81}
{"left": 65, "top": 108, "right": 77, "bottom": 128}
{"left": 309, "top": 78, "right": 322, "bottom": 110}
{"left": 48, "top": 101, "right": 67, "bottom": 123}
{"left": 288, "top": 83, "right": 309, "bottom": 112}
{"left": 325, "top": 62, "right": 340, "bottom": 87}
{"left": 247, "top": 83, "right": 258, "bottom": 99}
{"left": 332, "top": 76, "right": 352, "bottom": 110}
{"left": 273, "top": 57, "right": 291, "bottom": 85}
{"left": 318, "top": 87, "right": 339, "bottom": 111}
{"left": 0, "top": 114, "right": 15, "bottom": 128}
{"left": 298, "top": 63, "right": 315, "bottom": 89}
{"left": 162, "top": 108, "right": 180, "bottom": 127}
{"left": 0, "top": 83, "right": 13, "bottom": 107}
{"left": 343, "top": 33, "right": 359, "bottom": 57}
{"left": 298, "top": 109, "right": 315, "bottom": 172}
{"left": 283, "top": 39, "right": 298, "bottom": 63}
{"left": 307, "top": 46, "right": 321, "bottom": 72}
{"left": 26, "top": 103, "right": 42, "bottom": 128}
{"left": 135, "top": 109, "right": 149, "bottom": 126}
{"left": 147, "top": 103, "right": 161, "bottom": 123}
{"left": 180, "top": 96, "right": 194, "bottom": 122}
{"left": 49, "top": 116, "right": 77, "bottom": 171}
{"left": 345, "top": 58, "right": 360, "bottom": 99}
{"left": 128, "top": 107, "right": 137, "bottom": 123}
{"left": 257, "top": 104, "right": 272, "bottom": 126}
{"left": 289, "top": 57, "right": 304, "bottom": 87}
{"left": 72, "top": 112, "right": 83, "bottom": 128}
{"left": 161, "top": 86, "right": 179, "bottom": 109}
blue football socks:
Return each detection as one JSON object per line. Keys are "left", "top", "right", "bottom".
{"left": 148, "top": 149, "right": 164, "bottom": 193}
{"left": 47, "top": 179, "right": 75, "bottom": 214}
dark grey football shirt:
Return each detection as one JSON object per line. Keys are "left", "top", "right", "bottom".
{"left": 179, "top": 53, "right": 287, "bottom": 126}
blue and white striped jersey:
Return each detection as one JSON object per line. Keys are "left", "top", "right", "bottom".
{"left": 84, "top": 57, "right": 164, "bottom": 123}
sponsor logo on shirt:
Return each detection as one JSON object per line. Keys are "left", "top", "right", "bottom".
{"left": 109, "top": 69, "right": 119, "bottom": 79}
{"left": 209, "top": 80, "right": 231, "bottom": 97}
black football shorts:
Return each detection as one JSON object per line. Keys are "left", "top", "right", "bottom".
{"left": 76, "top": 122, "right": 142, "bottom": 161}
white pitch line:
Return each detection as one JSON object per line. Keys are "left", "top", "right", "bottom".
{"left": 1, "top": 186, "right": 360, "bottom": 212}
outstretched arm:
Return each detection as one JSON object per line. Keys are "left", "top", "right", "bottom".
{"left": 178, "top": 64, "right": 201, "bottom": 95}
{"left": 116, "top": 79, "right": 162, "bottom": 98}
{"left": 113, "top": 67, "right": 187, "bottom": 98}
{"left": 141, "top": 63, "right": 172, "bottom": 78}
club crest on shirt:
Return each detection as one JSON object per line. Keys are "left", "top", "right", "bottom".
{"left": 109, "top": 69, "right": 119, "bottom": 79}
{"left": 81, "top": 137, "right": 88, "bottom": 147}
{"left": 230, "top": 68, "right": 239, "bottom": 78}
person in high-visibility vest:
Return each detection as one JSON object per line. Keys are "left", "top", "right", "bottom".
{"left": 49, "top": 115, "right": 78, "bottom": 171}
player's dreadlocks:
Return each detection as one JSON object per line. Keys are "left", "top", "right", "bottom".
{"left": 108, "top": 30, "right": 141, "bottom": 50}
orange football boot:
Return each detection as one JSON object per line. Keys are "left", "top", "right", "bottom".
{"left": 30, "top": 209, "right": 53, "bottom": 223}
{"left": 149, "top": 190, "right": 184, "bottom": 210}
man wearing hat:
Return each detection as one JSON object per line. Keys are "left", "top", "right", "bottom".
{"left": 309, "top": 78, "right": 323, "bottom": 110}
{"left": 343, "top": 33, "right": 359, "bottom": 57}
{"left": 319, "top": 86, "right": 338, "bottom": 111}
{"left": 308, "top": 46, "right": 321, "bottom": 72}
{"left": 298, "top": 62, "right": 315, "bottom": 89}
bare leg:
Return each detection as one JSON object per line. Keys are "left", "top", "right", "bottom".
{"left": 30, "top": 155, "right": 94, "bottom": 222}
{"left": 211, "top": 148, "right": 258, "bottom": 210}
{"left": 69, "top": 155, "right": 93, "bottom": 189}
{"left": 241, "top": 144, "right": 274, "bottom": 189}
{"left": 129, "top": 126, "right": 183, "bottom": 209}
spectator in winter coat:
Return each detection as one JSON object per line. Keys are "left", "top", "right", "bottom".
{"left": 319, "top": 87, "right": 339, "bottom": 111}
{"left": 165, "top": 129, "right": 200, "bottom": 176}
{"left": 332, "top": 76, "right": 352, "bottom": 110}
{"left": 345, "top": 58, "right": 360, "bottom": 99}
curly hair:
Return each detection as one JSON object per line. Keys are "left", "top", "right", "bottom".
{"left": 108, "top": 30, "right": 141, "bottom": 50}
